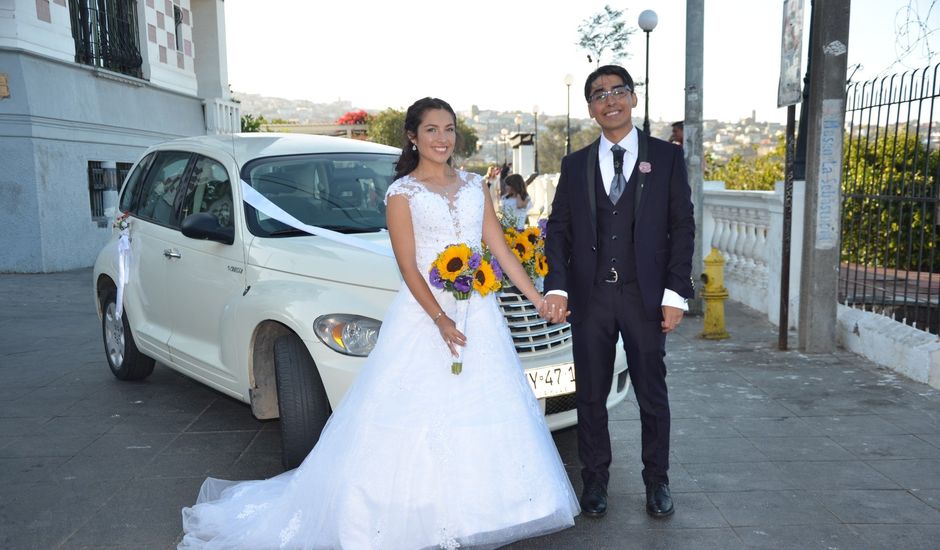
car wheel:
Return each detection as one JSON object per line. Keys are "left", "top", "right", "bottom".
{"left": 101, "top": 288, "right": 155, "bottom": 381}
{"left": 274, "top": 334, "right": 331, "bottom": 470}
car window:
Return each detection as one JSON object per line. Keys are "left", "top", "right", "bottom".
{"left": 242, "top": 152, "right": 398, "bottom": 237}
{"left": 136, "top": 151, "right": 193, "bottom": 227}
{"left": 119, "top": 152, "right": 155, "bottom": 214}
{"left": 180, "top": 156, "right": 234, "bottom": 228}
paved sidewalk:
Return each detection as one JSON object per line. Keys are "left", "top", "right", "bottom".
{"left": 2, "top": 269, "right": 940, "bottom": 549}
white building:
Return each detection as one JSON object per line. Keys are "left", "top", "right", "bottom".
{"left": 0, "top": 0, "right": 239, "bottom": 272}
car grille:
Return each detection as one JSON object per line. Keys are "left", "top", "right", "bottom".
{"left": 546, "top": 393, "right": 578, "bottom": 415}
{"left": 497, "top": 289, "right": 572, "bottom": 354}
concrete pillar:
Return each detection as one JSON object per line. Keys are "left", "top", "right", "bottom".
{"left": 685, "top": 0, "right": 705, "bottom": 314}
{"left": 191, "top": 0, "right": 229, "bottom": 100}
{"left": 798, "top": 0, "right": 850, "bottom": 352}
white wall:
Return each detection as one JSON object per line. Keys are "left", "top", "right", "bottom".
{"left": 0, "top": 0, "right": 74, "bottom": 62}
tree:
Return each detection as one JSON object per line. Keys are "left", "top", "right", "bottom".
{"left": 240, "top": 113, "right": 266, "bottom": 133}
{"left": 455, "top": 117, "right": 479, "bottom": 159}
{"left": 577, "top": 5, "right": 635, "bottom": 68}
{"left": 367, "top": 108, "right": 479, "bottom": 159}
{"left": 367, "top": 108, "right": 406, "bottom": 148}
{"left": 704, "top": 136, "right": 785, "bottom": 191}
{"left": 537, "top": 119, "right": 601, "bottom": 173}
{"left": 336, "top": 110, "right": 370, "bottom": 125}
{"left": 841, "top": 130, "right": 939, "bottom": 271}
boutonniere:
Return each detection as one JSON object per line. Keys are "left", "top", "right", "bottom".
{"left": 639, "top": 162, "right": 652, "bottom": 174}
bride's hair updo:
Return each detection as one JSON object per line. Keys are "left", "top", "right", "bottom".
{"left": 394, "top": 97, "right": 464, "bottom": 181}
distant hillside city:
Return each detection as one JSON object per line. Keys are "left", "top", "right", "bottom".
{"left": 233, "top": 92, "right": 786, "bottom": 166}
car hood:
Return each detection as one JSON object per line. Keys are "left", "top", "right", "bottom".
{"left": 247, "top": 232, "right": 403, "bottom": 291}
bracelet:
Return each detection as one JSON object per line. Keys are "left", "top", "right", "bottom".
{"left": 432, "top": 311, "right": 445, "bottom": 323}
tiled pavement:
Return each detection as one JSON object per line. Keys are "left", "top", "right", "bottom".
{"left": 2, "top": 268, "right": 940, "bottom": 549}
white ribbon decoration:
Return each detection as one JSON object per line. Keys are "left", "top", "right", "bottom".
{"left": 240, "top": 180, "right": 393, "bottom": 257}
{"left": 115, "top": 230, "right": 130, "bottom": 321}
{"left": 111, "top": 181, "right": 391, "bottom": 322}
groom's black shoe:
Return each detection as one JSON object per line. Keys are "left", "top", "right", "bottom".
{"left": 646, "top": 481, "right": 674, "bottom": 518}
{"left": 580, "top": 482, "right": 608, "bottom": 518}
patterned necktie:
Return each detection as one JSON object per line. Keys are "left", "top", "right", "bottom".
{"left": 610, "top": 144, "right": 627, "bottom": 204}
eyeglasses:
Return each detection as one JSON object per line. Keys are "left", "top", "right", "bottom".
{"left": 588, "top": 85, "right": 632, "bottom": 104}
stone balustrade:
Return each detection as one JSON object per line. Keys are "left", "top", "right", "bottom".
{"left": 204, "top": 97, "right": 241, "bottom": 134}
{"left": 703, "top": 185, "right": 776, "bottom": 317}
{"left": 702, "top": 181, "right": 806, "bottom": 330}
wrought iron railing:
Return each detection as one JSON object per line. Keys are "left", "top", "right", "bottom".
{"left": 69, "top": 0, "right": 143, "bottom": 78}
{"left": 89, "top": 162, "right": 132, "bottom": 225}
{"left": 841, "top": 65, "right": 940, "bottom": 334}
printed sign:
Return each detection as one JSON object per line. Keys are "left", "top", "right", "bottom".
{"left": 815, "top": 99, "right": 843, "bottom": 250}
{"left": 777, "top": 0, "right": 804, "bottom": 107}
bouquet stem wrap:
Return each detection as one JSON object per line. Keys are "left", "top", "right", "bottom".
{"left": 452, "top": 293, "right": 470, "bottom": 375}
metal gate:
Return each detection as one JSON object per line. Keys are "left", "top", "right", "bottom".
{"left": 840, "top": 65, "right": 940, "bottom": 335}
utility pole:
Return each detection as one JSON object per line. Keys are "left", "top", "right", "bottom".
{"left": 685, "top": 0, "right": 704, "bottom": 315}
{"left": 798, "top": 0, "right": 850, "bottom": 352}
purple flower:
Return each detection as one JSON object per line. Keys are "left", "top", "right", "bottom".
{"left": 538, "top": 218, "right": 548, "bottom": 233}
{"left": 468, "top": 252, "right": 482, "bottom": 270}
{"left": 454, "top": 275, "right": 472, "bottom": 293}
{"left": 491, "top": 258, "right": 503, "bottom": 280}
{"left": 429, "top": 266, "right": 445, "bottom": 289}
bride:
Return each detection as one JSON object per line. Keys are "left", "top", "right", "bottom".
{"left": 179, "top": 97, "right": 579, "bottom": 549}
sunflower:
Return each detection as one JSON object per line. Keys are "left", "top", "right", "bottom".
{"left": 512, "top": 238, "right": 534, "bottom": 262}
{"left": 535, "top": 253, "right": 549, "bottom": 277}
{"left": 503, "top": 232, "right": 515, "bottom": 248}
{"left": 434, "top": 243, "right": 472, "bottom": 282}
{"left": 473, "top": 261, "right": 501, "bottom": 296}
{"left": 520, "top": 226, "right": 542, "bottom": 247}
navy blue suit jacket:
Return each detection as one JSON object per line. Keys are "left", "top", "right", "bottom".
{"left": 544, "top": 131, "right": 695, "bottom": 323}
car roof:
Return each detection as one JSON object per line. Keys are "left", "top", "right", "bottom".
{"left": 148, "top": 133, "right": 401, "bottom": 165}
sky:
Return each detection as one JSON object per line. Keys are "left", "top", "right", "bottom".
{"left": 223, "top": 0, "right": 939, "bottom": 125}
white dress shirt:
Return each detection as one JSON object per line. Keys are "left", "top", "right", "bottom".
{"left": 549, "top": 128, "right": 688, "bottom": 312}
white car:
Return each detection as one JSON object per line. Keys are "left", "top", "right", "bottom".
{"left": 93, "top": 133, "right": 629, "bottom": 468}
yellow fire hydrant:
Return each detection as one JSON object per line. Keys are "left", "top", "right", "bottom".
{"left": 701, "top": 248, "right": 730, "bottom": 340}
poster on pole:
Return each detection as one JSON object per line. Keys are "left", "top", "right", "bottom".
{"left": 777, "top": 0, "right": 804, "bottom": 107}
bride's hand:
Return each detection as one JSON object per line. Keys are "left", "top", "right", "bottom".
{"left": 436, "top": 316, "right": 466, "bottom": 357}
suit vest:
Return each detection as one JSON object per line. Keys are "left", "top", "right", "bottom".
{"left": 594, "top": 161, "right": 639, "bottom": 284}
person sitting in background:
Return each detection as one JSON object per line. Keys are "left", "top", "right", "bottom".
{"left": 670, "top": 120, "right": 684, "bottom": 146}
{"left": 500, "top": 173, "right": 532, "bottom": 230}
{"left": 484, "top": 164, "right": 502, "bottom": 205}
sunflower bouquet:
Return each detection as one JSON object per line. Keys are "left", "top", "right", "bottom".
{"left": 501, "top": 218, "right": 549, "bottom": 291}
{"left": 428, "top": 243, "right": 503, "bottom": 374}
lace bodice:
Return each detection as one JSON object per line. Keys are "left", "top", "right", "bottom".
{"left": 385, "top": 170, "right": 486, "bottom": 274}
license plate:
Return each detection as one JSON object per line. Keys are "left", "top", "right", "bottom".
{"left": 526, "top": 362, "right": 576, "bottom": 400}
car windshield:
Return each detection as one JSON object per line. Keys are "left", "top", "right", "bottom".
{"left": 242, "top": 152, "right": 399, "bottom": 237}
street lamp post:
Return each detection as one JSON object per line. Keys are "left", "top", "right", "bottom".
{"left": 514, "top": 113, "right": 522, "bottom": 134}
{"left": 564, "top": 73, "right": 573, "bottom": 155}
{"left": 500, "top": 128, "right": 509, "bottom": 167}
{"left": 532, "top": 104, "right": 539, "bottom": 174}
{"left": 638, "top": 9, "right": 658, "bottom": 135}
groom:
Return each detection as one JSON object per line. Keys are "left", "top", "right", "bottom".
{"left": 542, "top": 65, "right": 694, "bottom": 518}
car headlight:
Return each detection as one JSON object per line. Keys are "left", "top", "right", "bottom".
{"left": 313, "top": 315, "right": 382, "bottom": 356}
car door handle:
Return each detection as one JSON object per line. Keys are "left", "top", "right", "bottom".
{"left": 163, "top": 249, "right": 181, "bottom": 259}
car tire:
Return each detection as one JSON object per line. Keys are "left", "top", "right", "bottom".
{"left": 101, "top": 287, "right": 155, "bottom": 381}
{"left": 274, "top": 334, "right": 331, "bottom": 470}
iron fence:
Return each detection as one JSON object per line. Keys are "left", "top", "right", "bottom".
{"left": 69, "top": 0, "right": 143, "bottom": 78}
{"left": 89, "top": 162, "right": 132, "bottom": 226}
{"left": 840, "top": 64, "right": 940, "bottom": 334}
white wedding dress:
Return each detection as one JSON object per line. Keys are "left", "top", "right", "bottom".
{"left": 179, "top": 171, "right": 579, "bottom": 549}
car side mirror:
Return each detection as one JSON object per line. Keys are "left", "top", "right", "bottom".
{"left": 181, "top": 212, "right": 234, "bottom": 245}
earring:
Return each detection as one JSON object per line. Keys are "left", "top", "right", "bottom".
{"left": 412, "top": 144, "right": 417, "bottom": 151}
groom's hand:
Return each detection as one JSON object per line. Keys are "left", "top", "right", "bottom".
{"left": 661, "top": 306, "right": 684, "bottom": 333}
{"left": 541, "top": 294, "right": 570, "bottom": 324}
